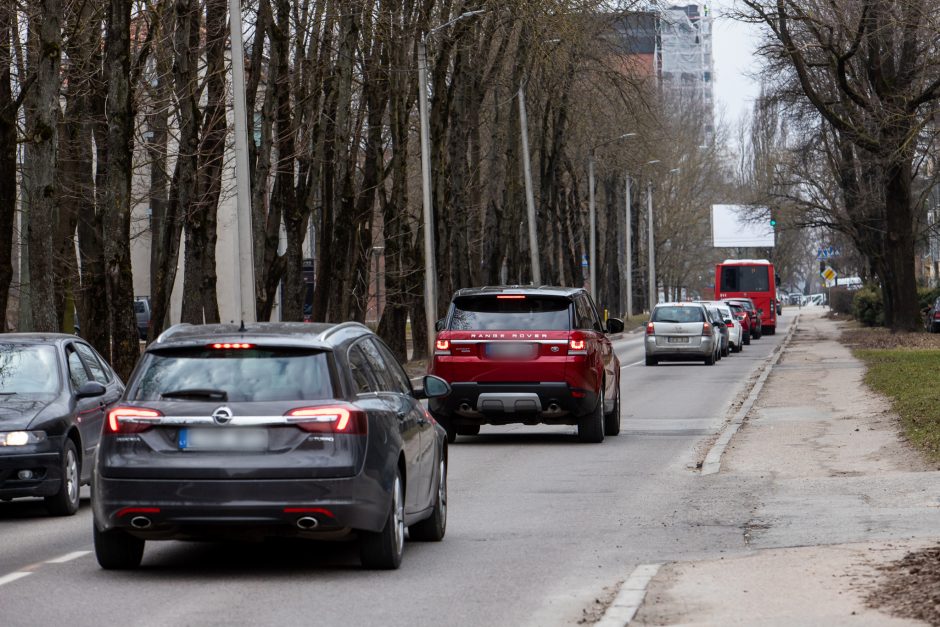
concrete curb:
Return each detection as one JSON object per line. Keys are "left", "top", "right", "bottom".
{"left": 700, "top": 314, "right": 801, "bottom": 476}
{"left": 595, "top": 563, "right": 663, "bottom": 627}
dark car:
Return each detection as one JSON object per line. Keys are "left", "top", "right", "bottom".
{"left": 926, "top": 297, "right": 940, "bottom": 333}
{"left": 724, "top": 298, "right": 762, "bottom": 339}
{"left": 0, "top": 335, "right": 123, "bottom": 516}
{"left": 92, "top": 322, "right": 450, "bottom": 571}
{"left": 429, "top": 286, "right": 622, "bottom": 444}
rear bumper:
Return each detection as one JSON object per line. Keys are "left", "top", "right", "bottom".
{"left": 92, "top": 472, "right": 389, "bottom": 537}
{"left": 428, "top": 381, "right": 597, "bottom": 425}
{"left": 645, "top": 336, "right": 715, "bottom": 359}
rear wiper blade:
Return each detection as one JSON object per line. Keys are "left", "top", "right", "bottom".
{"left": 161, "top": 388, "right": 228, "bottom": 401}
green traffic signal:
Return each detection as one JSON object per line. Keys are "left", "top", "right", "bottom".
{"left": 770, "top": 216, "right": 777, "bottom": 228}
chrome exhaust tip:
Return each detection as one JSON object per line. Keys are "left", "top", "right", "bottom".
{"left": 130, "top": 516, "right": 152, "bottom": 529}
{"left": 547, "top": 403, "right": 561, "bottom": 413}
{"left": 459, "top": 403, "right": 472, "bottom": 413}
{"left": 296, "top": 516, "right": 319, "bottom": 530}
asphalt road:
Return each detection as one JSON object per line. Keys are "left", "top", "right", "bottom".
{"left": 0, "top": 315, "right": 792, "bottom": 626}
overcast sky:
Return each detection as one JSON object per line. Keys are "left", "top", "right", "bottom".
{"left": 709, "top": 0, "right": 764, "bottom": 135}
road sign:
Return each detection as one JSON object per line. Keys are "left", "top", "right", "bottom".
{"left": 821, "top": 265, "right": 837, "bottom": 282}
{"left": 816, "top": 246, "right": 840, "bottom": 260}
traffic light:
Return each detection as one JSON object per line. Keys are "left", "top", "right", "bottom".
{"left": 770, "top": 213, "right": 777, "bottom": 228}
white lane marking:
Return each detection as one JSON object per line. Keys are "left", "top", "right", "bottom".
{"left": 0, "top": 572, "right": 32, "bottom": 587}
{"left": 621, "top": 360, "right": 645, "bottom": 369}
{"left": 596, "top": 563, "right": 663, "bottom": 626}
{"left": 45, "top": 550, "right": 90, "bottom": 564}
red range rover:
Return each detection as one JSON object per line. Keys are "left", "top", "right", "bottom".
{"left": 428, "top": 286, "right": 623, "bottom": 443}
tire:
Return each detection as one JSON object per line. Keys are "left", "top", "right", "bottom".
{"left": 603, "top": 386, "right": 621, "bottom": 436}
{"left": 360, "top": 471, "right": 405, "bottom": 569}
{"left": 456, "top": 424, "right": 480, "bottom": 436}
{"left": 408, "top": 457, "right": 447, "bottom": 542}
{"left": 645, "top": 356, "right": 658, "bottom": 366}
{"left": 578, "top": 398, "right": 605, "bottom": 443}
{"left": 743, "top": 331, "right": 751, "bottom": 345}
{"left": 94, "top": 525, "right": 145, "bottom": 570}
{"left": 704, "top": 351, "right": 715, "bottom": 366}
{"left": 732, "top": 340, "right": 742, "bottom": 353}
{"left": 765, "top": 326, "right": 776, "bottom": 336}
{"left": 45, "top": 439, "right": 80, "bottom": 516}
{"left": 721, "top": 343, "right": 729, "bottom": 357}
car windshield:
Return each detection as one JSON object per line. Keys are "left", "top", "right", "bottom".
{"left": 652, "top": 306, "right": 705, "bottom": 323}
{"left": 728, "top": 299, "right": 755, "bottom": 312}
{"left": 449, "top": 296, "right": 571, "bottom": 331}
{"left": 134, "top": 302, "right": 146, "bottom": 313}
{"left": 0, "top": 344, "right": 60, "bottom": 395}
{"left": 131, "top": 347, "right": 334, "bottom": 402}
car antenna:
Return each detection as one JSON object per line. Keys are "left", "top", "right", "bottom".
{"left": 239, "top": 320, "right": 246, "bottom": 332}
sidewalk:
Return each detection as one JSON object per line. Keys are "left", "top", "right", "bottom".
{"left": 631, "top": 309, "right": 940, "bottom": 626}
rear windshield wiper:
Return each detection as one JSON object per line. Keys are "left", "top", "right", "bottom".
{"left": 161, "top": 388, "right": 228, "bottom": 401}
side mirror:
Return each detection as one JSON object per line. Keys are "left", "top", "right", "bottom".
{"left": 414, "top": 375, "right": 451, "bottom": 400}
{"left": 76, "top": 381, "right": 106, "bottom": 399}
{"left": 434, "top": 318, "right": 446, "bottom": 332}
{"left": 724, "top": 318, "right": 734, "bottom": 325}
{"left": 606, "top": 318, "right": 624, "bottom": 334}
{"left": 757, "top": 308, "right": 764, "bottom": 316}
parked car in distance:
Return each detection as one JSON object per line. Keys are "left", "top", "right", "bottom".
{"left": 134, "top": 297, "right": 152, "bottom": 341}
{"left": 726, "top": 302, "right": 751, "bottom": 345}
{"left": 717, "top": 303, "right": 743, "bottom": 353}
{"left": 724, "top": 297, "right": 762, "bottom": 339}
{"left": 926, "top": 297, "right": 940, "bottom": 333}
{"left": 706, "top": 306, "right": 729, "bottom": 358}
{"left": 0, "top": 335, "right": 123, "bottom": 515}
{"left": 429, "top": 286, "right": 622, "bottom": 444}
{"left": 645, "top": 302, "right": 719, "bottom": 366}
{"left": 93, "top": 322, "right": 451, "bottom": 570}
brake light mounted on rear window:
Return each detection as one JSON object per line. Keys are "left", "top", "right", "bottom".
{"left": 209, "top": 343, "right": 254, "bottom": 349}
{"left": 106, "top": 407, "right": 163, "bottom": 434}
{"left": 568, "top": 332, "right": 587, "bottom": 355}
{"left": 286, "top": 406, "right": 367, "bottom": 435}
{"left": 496, "top": 295, "right": 526, "bottom": 299}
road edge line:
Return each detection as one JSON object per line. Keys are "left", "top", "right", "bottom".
{"left": 0, "top": 571, "right": 32, "bottom": 587}
{"left": 595, "top": 563, "right": 663, "bottom": 627}
{"left": 700, "top": 313, "right": 801, "bottom": 476}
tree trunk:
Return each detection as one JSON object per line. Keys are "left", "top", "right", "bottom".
{"left": 22, "top": 0, "right": 61, "bottom": 332}
{"left": 0, "top": 0, "right": 15, "bottom": 331}
{"left": 102, "top": 0, "right": 138, "bottom": 379}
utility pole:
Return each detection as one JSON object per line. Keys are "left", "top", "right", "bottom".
{"left": 229, "top": 0, "right": 255, "bottom": 323}
{"left": 588, "top": 153, "right": 596, "bottom": 301}
{"left": 417, "top": 10, "right": 485, "bottom": 357}
{"left": 519, "top": 79, "right": 540, "bottom": 286}
{"left": 625, "top": 175, "right": 633, "bottom": 317}
{"left": 647, "top": 179, "right": 656, "bottom": 311}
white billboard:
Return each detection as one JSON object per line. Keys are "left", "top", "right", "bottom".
{"left": 711, "top": 204, "right": 775, "bottom": 248}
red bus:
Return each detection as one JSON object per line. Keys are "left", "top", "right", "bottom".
{"left": 715, "top": 259, "right": 778, "bottom": 335}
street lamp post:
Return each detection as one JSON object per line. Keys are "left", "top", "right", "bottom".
{"left": 417, "top": 10, "right": 484, "bottom": 357}
{"left": 229, "top": 0, "right": 255, "bottom": 323}
{"left": 647, "top": 178, "right": 656, "bottom": 310}
{"left": 625, "top": 175, "right": 633, "bottom": 317}
{"left": 518, "top": 78, "right": 540, "bottom": 285}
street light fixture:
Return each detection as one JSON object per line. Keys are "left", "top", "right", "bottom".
{"left": 417, "top": 10, "right": 485, "bottom": 358}
{"left": 588, "top": 132, "right": 637, "bottom": 302}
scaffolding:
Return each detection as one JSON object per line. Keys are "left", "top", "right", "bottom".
{"left": 657, "top": 3, "right": 714, "bottom": 141}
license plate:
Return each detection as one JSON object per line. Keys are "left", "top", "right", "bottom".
{"left": 179, "top": 428, "right": 268, "bottom": 451}
{"left": 667, "top": 337, "right": 690, "bottom": 344}
{"left": 485, "top": 343, "right": 536, "bottom": 359}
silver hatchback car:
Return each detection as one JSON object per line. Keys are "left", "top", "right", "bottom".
{"left": 645, "top": 302, "right": 720, "bottom": 366}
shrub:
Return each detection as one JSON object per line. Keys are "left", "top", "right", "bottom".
{"left": 829, "top": 287, "right": 854, "bottom": 315}
{"left": 853, "top": 285, "right": 883, "bottom": 326}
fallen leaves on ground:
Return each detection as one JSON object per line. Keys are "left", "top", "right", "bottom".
{"left": 867, "top": 546, "right": 940, "bottom": 626}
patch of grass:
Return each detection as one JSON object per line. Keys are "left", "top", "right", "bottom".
{"left": 856, "top": 348, "right": 940, "bottom": 461}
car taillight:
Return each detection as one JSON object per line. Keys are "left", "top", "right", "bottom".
{"left": 646, "top": 322, "right": 655, "bottom": 335}
{"left": 934, "top": 311, "right": 940, "bottom": 320}
{"left": 435, "top": 339, "right": 450, "bottom": 355}
{"left": 702, "top": 322, "right": 712, "bottom": 336}
{"left": 286, "top": 406, "right": 367, "bottom": 434}
{"left": 568, "top": 333, "right": 587, "bottom": 355}
{"left": 106, "top": 407, "right": 162, "bottom": 434}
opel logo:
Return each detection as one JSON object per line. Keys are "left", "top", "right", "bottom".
{"left": 212, "top": 406, "right": 233, "bottom": 425}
